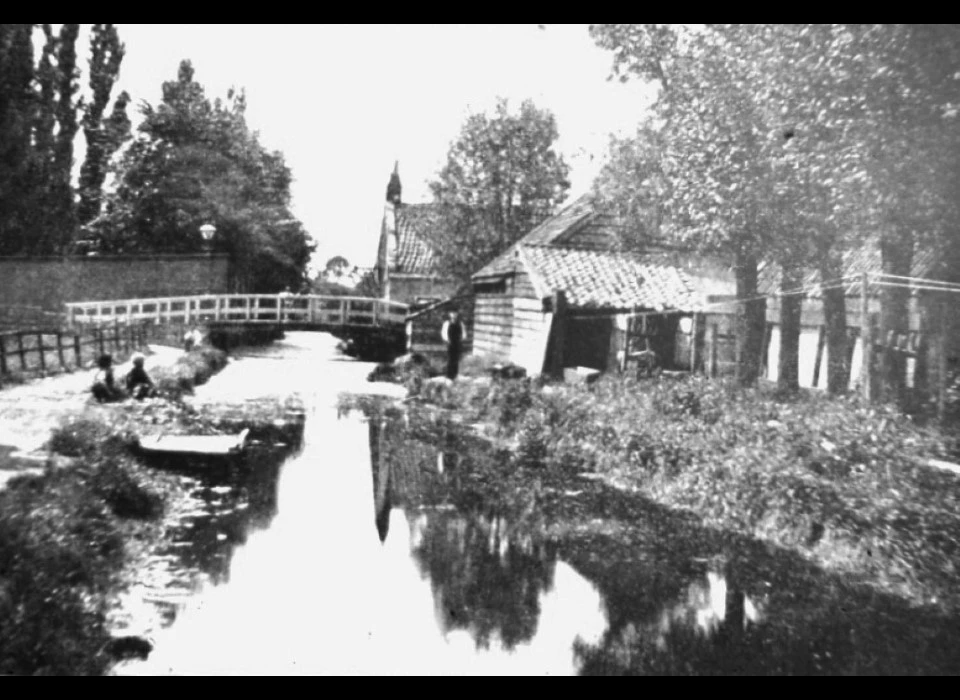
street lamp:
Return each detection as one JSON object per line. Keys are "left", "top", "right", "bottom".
{"left": 200, "top": 223, "right": 217, "bottom": 251}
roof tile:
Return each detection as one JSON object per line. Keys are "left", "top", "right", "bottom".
{"left": 522, "top": 244, "right": 702, "bottom": 311}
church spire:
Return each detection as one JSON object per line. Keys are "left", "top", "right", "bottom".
{"left": 386, "top": 161, "right": 402, "bottom": 205}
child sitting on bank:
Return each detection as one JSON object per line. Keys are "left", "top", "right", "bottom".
{"left": 91, "top": 353, "right": 124, "bottom": 403}
{"left": 125, "top": 352, "right": 156, "bottom": 400}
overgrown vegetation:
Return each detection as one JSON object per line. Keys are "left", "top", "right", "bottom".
{"left": 395, "top": 372, "right": 960, "bottom": 609}
{"left": 152, "top": 346, "right": 228, "bottom": 400}
{"left": 0, "top": 423, "right": 173, "bottom": 674}
{"left": 0, "top": 343, "right": 242, "bottom": 675}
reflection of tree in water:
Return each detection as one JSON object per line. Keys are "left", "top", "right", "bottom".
{"left": 409, "top": 510, "right": 557, "bottom": 651}
{"left": 573, "top": 564, "right": 765, "bottom": 675}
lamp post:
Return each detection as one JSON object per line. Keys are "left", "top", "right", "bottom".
{"left": 200, "top": 224, "right": 217, "bottom": 297}
{"left": 200, "top": 223, "right": 217, "bottom": 251}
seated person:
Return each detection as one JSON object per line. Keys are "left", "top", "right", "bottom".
{"left": 125, "top": 352, "right": 156, "bottom": 400}
{"left": 92, "top": 353, "right": 124, "bottom": 403}
{"left": 183, "top": 327, "right": 203, "bottom": 352}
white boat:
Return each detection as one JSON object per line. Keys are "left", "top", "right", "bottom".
{"left": 136, "top": 429, "right": 250, "bottom": 457}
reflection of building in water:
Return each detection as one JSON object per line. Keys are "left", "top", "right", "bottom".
{"left": 658, "top": 570, "right": 764, "bottom": 645}
{"left": 604, "top": 569, "right": 766, "bottom": 661}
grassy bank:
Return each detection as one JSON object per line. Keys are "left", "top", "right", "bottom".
{"left": 0, "top": 346, "right": 245, "bottom": 675}
{"left": 0, "top": 424, "right": 174, "bottom": 675}
{"left": 379, "top": 370, "right": 960, "bottom": 611}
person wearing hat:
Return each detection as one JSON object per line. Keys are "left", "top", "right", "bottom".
{"left": 91, "top": 353, "right": 124, "bottom": 403}
{"left": 125, "top": 352, "right": 156, "bottom": 400}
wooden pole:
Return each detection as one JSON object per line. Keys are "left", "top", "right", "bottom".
{"left": 812, "top": 325, "right": 826, "bottom": 389}
{"left": 690, "top": 313, "right": 699, "bottom": 374}
{"left": 74, "top": 334, "right": 82, "bottom": 368}
{"left": 861, "top": 272, "right": 872, "bottom": 402}
{"left": 56, "top": 331, "right": 66, "bottom": 369}
{"left": 549, "top": 290, "right": 568, "bottom": 380}
{"left": 760, "top": 320, "right": 772, "bottom": 381}
{"left": 0, "top": 335, "right": 7, "bottom": 376}
{"left": 36, "top": 332, "right": 46, "bottom": 373}
{"left": 17, "top": 332, "right": 26, "bottom": 371}
{"left": 97, "top": 327, "right": 105, "bottom": 357}
{"left": 710, "top": 323, "right": 719, "bottom": 378}
{"left": 939, "top": 298, "right": 948, "bottom": 423}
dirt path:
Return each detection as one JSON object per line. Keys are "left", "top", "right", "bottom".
{"left": 0, "top": 345, "right": 185, "bottom": 489}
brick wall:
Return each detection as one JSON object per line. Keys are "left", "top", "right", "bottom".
{"left": 0, "top": 254, "right": 230, "bottom": 311}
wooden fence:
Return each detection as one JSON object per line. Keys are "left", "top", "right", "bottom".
{"left": 0, "top": 322, "right": 148, "bottom": 386}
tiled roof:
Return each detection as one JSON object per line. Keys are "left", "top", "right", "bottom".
{"left": 394, "top": 204, "right": 445, "bottom": 275}
{"left": 472, "top": 194, "right": 596, "bottom": 279}
{"left": 522, "top": 244, "right": 702, "bottom": 312}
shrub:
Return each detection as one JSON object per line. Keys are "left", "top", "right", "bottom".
{"left": 89, "top": 457, "right": 164, "bottom": 520}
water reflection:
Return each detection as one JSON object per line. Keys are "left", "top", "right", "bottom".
{"left": 408, "top": 508, "right": 557, "bottom": 651}
{"left": 114, "top": 333, "right": 960, "bottom": 675}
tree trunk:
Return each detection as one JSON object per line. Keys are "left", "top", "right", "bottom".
{"left": 819, "top": 252, "right": 850, "bottom": 394}
{"left": 735, "top": 250, "right": 765, "bottom": 386}
{"left": 778, "top": 265, "right": 802, "bottom": 392}
{"left": 879, "top": 230, "right": 912, "bottom": 404}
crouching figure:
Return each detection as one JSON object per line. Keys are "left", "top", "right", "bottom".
{"left": 125, "top": 352, "right": 156, "bottom": 400}
{"left": 92, "top": 353, "right": 124, "bottom": 403}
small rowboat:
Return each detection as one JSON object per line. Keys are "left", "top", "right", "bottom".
{"left": 136, "top": 429, "right": 250, "bottom": 457}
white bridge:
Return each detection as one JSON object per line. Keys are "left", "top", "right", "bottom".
{"left": 65, "top": 294, "right": 409, "bottom": 332}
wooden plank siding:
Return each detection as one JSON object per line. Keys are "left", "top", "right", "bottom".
{"left": 473, "top": 294, "right": 513, "bottom": 361}
{"left": 509, "top": 297, "right": 552, "bottom": 375}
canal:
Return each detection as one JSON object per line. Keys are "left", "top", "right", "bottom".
{"left": 112, "top": 332, "right": 960, "bottom": 675}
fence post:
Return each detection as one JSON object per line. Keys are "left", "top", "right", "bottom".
{"left": 17, "top": 332, "right": 26, "bottom": 371}
{"left": 861, "top": 272, "right": 873, "bottom": 402}
{"left": 97, "top": 327, "right": 105, "bottom": 357}
{"left": 56, "top": 331, "right": 66, "bottom": 369}
{"left": 36, "top": 332, "right": 46, "bottom": 373}
{"left": 0, "top": 335, "right": 7, "bottom": 376}
{"left": 74, "top": 334, "right": 82, "bottom": 368}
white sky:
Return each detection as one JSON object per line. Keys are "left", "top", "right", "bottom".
{"left": 107, "top": 24, "right": 654, "bottom": 274}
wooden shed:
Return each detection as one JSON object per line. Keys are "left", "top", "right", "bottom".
{"left": 470, "top": 196, "right": 707, "bottom": 377}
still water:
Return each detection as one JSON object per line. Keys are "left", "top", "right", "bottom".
{"left": 112, "top": 332, "right": 960, "bottom": 675}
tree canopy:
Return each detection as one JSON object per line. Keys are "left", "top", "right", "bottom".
{"left": 590, "top": 24, "right": 960, "bottom": 393}
{"left": 95, "top": 60, "right": 315, "bottom": 293}
{"left": 428, "top": 98, "right": 571, "bottom": 284}
{"left": 0, "top": 24, "right": 129, "bottom": 256}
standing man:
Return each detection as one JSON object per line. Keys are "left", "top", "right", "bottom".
{"left": 441, "top": 310, "right": 467, "bottom": 380}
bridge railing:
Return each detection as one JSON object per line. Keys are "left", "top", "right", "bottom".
{"left": 64, "top": 294, "right": 409, "bottom": 329}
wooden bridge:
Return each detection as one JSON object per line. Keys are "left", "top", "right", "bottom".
{"left": 64, "top": 294, "right": 410, "bottom": 359}
{"left": 65, "top": 294, "right": 408, "bottom": 329}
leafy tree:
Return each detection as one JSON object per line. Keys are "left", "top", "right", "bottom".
{"left": 78, "top": 24, "right": 131, "bottom": 226}
{"left": 0, "top": 24, "right": 38, "bottom": 255}
{"left": 428, "top": 98, "right": 570, "bottom": 282}
{"left": 590, "top": 25, "right": 779, "bottom": 386}
{"left": 97, "top": 60, "right": 315, "bottom": 293}
{"left": 0, "top": 24, "right": 128, "bottom": 256}
{"left": 590, "top": 24, "right": 960, "bottom": 396}
{"left": 593, "top": 125, "right": 667, "bottom": 251}
{"left": 46, "top": 23, "right": 81, "bottom": 254}
{"left": 324, "top": 255, "right": 350, "bottom": 281}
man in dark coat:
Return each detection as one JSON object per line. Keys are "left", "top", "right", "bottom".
{"left": 441, "top": 310, "right": 467, "bottom": 380}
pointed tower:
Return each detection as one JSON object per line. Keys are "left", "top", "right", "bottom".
{"left": 377, "top": 162, "right": 402, "bottom": 299}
